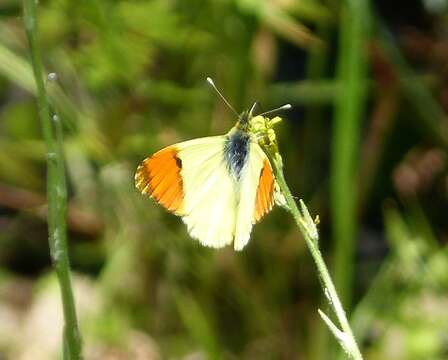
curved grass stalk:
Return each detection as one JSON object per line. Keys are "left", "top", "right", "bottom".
{"left": 260, "top": 124, "right": 363, "bottom": 359}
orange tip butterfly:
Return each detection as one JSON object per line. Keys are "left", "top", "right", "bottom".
{"left": 135, "top": 78, "right": 290, "bottom": 250}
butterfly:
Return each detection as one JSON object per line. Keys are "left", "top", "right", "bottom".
{"left": 135, "top": 78, "right": 290, "bottom": 250}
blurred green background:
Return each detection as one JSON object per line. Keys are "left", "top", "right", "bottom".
{"left": 1, "top": 0, "right": 448, "bottom": 359}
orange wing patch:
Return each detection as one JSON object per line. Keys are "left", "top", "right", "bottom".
{"left": 253, "top": 159, "right": 275, "bottom": 223}
{"left": 135, "top": 147, "right": 185, "bottom": 215}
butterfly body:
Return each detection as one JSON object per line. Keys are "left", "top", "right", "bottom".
{"left": 224, "top": 130, "right": 250, "bottom": 180}
{"left": 135, "top": 111, "right": 283, "bottom": 250}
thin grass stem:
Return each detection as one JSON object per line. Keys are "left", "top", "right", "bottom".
{"left": 22, "top": 0, "right": 82, "bottom": 358}
{"left": 331, "top": 0, "right": 370, "bottom": 310}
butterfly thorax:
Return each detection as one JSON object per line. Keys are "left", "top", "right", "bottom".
{"left": 224, "top": 112, "right": 282, "bottom": 181}
{"left": 224, "top": 127, "right": 251, "bottom": 181}
{"left": 222, "top": 110, "right": 257, "bottom": 181}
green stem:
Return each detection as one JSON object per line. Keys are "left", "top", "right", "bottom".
{"left": 23, "top": 1, "right": 82, "bottom": 359}
{"left": 331, "top": 0, "right": 370, "bottom": 309}
{"left": 264, "top": 149, "right": 363, "bottom": 360}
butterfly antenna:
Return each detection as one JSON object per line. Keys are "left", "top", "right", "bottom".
{"left": 249, "top": 101, "right": 258, "bottom": 116}
{"left": 206, "top": 77, "right": 239, "bottom": 117}
{"left": 258, "top": 104, "right": 292, "bottom": 117}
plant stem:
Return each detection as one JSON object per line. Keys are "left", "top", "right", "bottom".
{"left": 331, "top": 0, "right": 370, "bottom": 309}
{"left": 263, "top": 146, "right": 363, "bottom": 359}
{"left": 23, "top": 1, "right": 82, "bottom": 359}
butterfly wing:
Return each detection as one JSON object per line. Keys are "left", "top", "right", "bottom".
{"left": 233, "top": 141, "right": 275, "bottom": 250}
{"left": 178, "top": 137, "right": 238, "bottom": 248}
{"left": 135, "top": 145, "right": 186, "bottom": 215}
{"left": 135, "top": 136, "right": 238, "bottom": 248}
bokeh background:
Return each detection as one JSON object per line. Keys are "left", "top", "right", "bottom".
{"left": 1, "top": 0, "right": 448, "bottom": 359}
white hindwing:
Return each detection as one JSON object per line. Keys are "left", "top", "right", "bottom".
{"left": 234, "top": 141, "right": 267, "bottom": 250}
